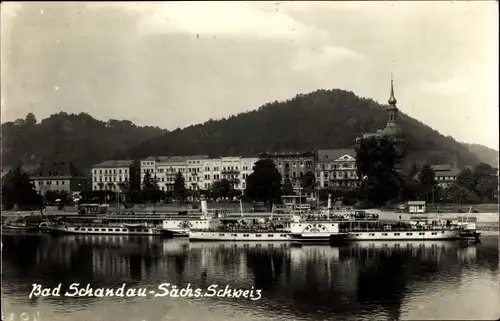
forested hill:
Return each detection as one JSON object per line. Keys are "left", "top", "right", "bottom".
{"left": 460, "top": 143, "right": 499, "bottom": 167}
{"left": 1, "top": 112, "right": 167, "bottom": 172}
{"left": 117, "top": 89, "right": 481, "bottom": 167}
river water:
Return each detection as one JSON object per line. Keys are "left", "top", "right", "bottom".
{"left": 2, "top": 227, "right": 499, "bottom": 321}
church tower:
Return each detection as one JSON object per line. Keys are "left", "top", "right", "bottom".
{"left": 381, "top": 74, "right": 404, "bottom": 143}
{"left": 381, "top": 74, "right": 405, "bottom": 161}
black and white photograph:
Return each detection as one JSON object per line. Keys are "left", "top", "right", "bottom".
{"left": 1, "top": 1, "right": 499, "bottom": 320}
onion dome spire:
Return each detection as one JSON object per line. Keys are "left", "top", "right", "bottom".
{"left": 388, "top": 73, "right": 397, "bottom": 106}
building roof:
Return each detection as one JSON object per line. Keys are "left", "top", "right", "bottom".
{"left": 1, "top": 164, "right": 39, "bottom": 178}
{"left": 259, "top": 151, "right": 315, "bottom": 158}
{"left": 408, "top": 201, "right": 426, "bottom": 205}
{"left": 381, "top": 123, "right": 404, "bottom": 139}
{"left": 31, "top": 161, "right": 85, "bottom": 177}
{"left": 431, "top": 164, "right": 452, "bottom": 171}
{"left": 317, "top": 149, "right": 356, "bottom": 162}
{"left": 92, "top": 160, "right": 135, "bottom": 168}
{"left": 144, "top": 155, "right": 210, "bottom": 163}
{"left": 1, "top": 165, "right": 41, "bottom": 184}
{"left": 431, "top": 164, "right": 460, "bottom": 176}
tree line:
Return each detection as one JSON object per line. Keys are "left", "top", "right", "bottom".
{"left": 354, "top": 136, "right": 498, "bottom": 207}
{"left": 4, "top": 87, "right": 485, "bottom": 174}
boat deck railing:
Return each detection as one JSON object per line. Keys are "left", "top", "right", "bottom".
{"left": 191, "top": 228, "right": 290, "bottom": 233}
{"left": 340, "top": 226, "right": 461, "bottom": 233}
{"left": 297, "top": 217, "right": 379, "bottom": 222}
{"left": 46, "top": 222, "right": 161, "bottom": 228}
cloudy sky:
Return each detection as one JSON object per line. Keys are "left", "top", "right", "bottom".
{"left": 1, "top": 1, "right": 498, "bottom": 149}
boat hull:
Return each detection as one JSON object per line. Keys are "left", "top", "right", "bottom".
{"left": 345, "top": 229, "right": 461, "bottom": 241}
{"left": 39, "top": 224, "right": 161, "bottom": 236}
{"left": 459, "top": 230, "right": 481, "bottom": 240}
{"left": 160, "top": 228, "right": 190, "bottom": 237}
{"left": 2, "top": 225, "right": 40, "bottom": 233}
{"left": 156, "top": 228, "right": 188, "bottom": 238}
{"left": 289, "top": 233, "right": 349, "bottom": 245}
{"left": 189, "top": 231, "right": 290, "bottom": 242}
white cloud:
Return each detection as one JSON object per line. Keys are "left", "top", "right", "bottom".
{"left": 128, "top": 2, "right": 327, "bottom": 42}
{"left": 292, "top": 45, "right": 364, "bottom": 72}
{"left": 418, "top": 76, "right": 471, "bottom": 95}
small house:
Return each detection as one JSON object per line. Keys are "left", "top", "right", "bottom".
{"left": 408, "top": 200, "right": 426, "bottom": 214}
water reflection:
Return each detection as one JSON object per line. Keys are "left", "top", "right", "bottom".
{"left": 2, "top": 235, "right": 499, "bottom": 321}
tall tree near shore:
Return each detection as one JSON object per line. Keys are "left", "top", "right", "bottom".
{"left": 142, "top": 171, "right": 160, "bottom": 203}
{"left": 210, "top": 179, "right": 232, "bottom": 199}
{"left": 355, "top": 136, "right": 403, "bottom": 206}
{"left": 173, "top": 171, "right": 187, "bottom": 204}
{"left": 245, "top": 159, "right": 282, "bottom": 205}
{"left": 1, "top": 167, "right": 42, "bottom": 209}
{"left": 418, "top": 164, "right": 437, "bottom": 202}
{"left": 300, "top": 171, "right": 316, "bottom": 189}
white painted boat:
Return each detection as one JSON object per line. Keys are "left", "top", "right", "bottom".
{"left": 188, "top": 241, "right": 290, "bottom": 250}
{"left": 450, "top": 207, "right": 481, "bottom": 240}
{"left": 189, "top": 229, "right": 290, "bottom": 241}
{"left": 288, "top": 213, "right": 464, "bottom": 242}
{"left": 39, "top": 222, "right": 162, "bottom": 236}
{"left": 345, "top": 229, "right": 460, "bottom": 241}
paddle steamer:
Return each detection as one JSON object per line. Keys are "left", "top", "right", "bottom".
{"left": 39, "top": 220, "right": 163, "bottom": 236}
{"left": 188, "top": 216, "right": 292, "bottom": 241}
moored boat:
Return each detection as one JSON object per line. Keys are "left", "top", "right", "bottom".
{"left": 189, "top": 216, "right": 291, "bottom": 241}
{"left": 288, "top": 211, "right": 465, "bottom": 243}
{"left": 451, "top": 213, "right": 481, "bottom": 241}
{"left": 2, "top": 215, "right": 44, "bottom": 234}
{"left": 340, "top": 215, "right": 462, "bottom": 241}
{"left": 189, "top": 229, "right": 290, "bottom": 241}
{"left": 2, "top": 223, "right": 40, "bottom": 233}
{"left": 39, "top": 221, "right": 162, "bottom": 236}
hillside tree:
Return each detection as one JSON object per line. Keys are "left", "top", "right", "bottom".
{"left": 456, "top": 167, "right": 475, "bottom": 191}
{"left": 472, "top": 163, "right": 498, "bottom": 200}
{"left": 25, "top": 113, "right": 37, "bottom": 126}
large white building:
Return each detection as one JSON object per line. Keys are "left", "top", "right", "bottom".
{"left": 430, "top": 164, "right": 460, "bottom": 188}
{"left": 140, "top": 156, "right": 258, "bottom": 192}
{"left": 140, "top": 155, "right": 208, "bottom": 192}
{"left": 91, "top": 160, "right": 140, "bottom": 192}
{"left": 316, "top": 149, "right": 360, "bottom": 189}
{"left": 202, "top": 156, "right": 258, "bottom": 191}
